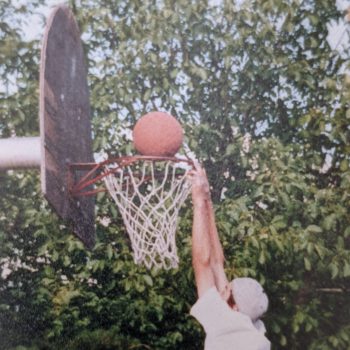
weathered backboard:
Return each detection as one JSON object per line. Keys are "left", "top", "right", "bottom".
{"left": 40, "top": 5, "right": 95, "bottom": 248}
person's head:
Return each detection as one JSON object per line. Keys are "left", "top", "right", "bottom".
{"left": 230, "top": 277, "right": 268, "bottom": 321}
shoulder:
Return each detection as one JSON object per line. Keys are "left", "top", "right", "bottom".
{"left": 190, "top": 286, "right": 225, "bottom": 318}
{"left": 190, "top": 287, "right": 256, "bottom": 335}
{"left": 191, "top": 288, "right": 271, "bottom": 349}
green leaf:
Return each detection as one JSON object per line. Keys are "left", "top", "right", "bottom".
{"left": 143, "top": 274, "right": 153, "bottom": 287}
{"left": 340, "top": 160, "right": 348, "bottom": 172}
{"left": 343, "top": 262, "right": 350, "bottom": 278}
{"left": 304, "top": 257, "right": 311, "bottom": 271}
{"left": 258, "top": 251, "right": 266, "bottom": 264}
{"left": 314, "top": 244, "right": 325, "bottom": 260}
{"left": 306, "top": 225, "right": 323, "bottom": 233}
{"left": 63, "top": 255, "right": 71, "bottom": 267}
{"left": 330, "top": 263, "right": 339, "bottom": 279}
{"left": 143, "top": 89, "right": 152, "bottom": 102}
{"left": 107, "top": 244, "right": 113, "bottom": 260}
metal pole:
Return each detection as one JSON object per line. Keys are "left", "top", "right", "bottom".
{"left": 0, "top": 137, "right": 41, "bottom": 170}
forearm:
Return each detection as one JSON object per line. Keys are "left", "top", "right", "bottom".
{"left": 206, "top": 198, "right": 225, "bottom": 264}
{"left": 189, "top": 161, "right": 225, "bottom": 297}
{"left": 192, "top": 200, "right": 211, "bottom": 267}
{"left": 192, "top": 198, "right": 215, "bottom": 297}
{"left": 206, "top": 197, "right": 229, "bottom": 290}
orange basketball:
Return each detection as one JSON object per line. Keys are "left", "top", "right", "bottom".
{"left": 133, "top": 111, "right": 183, "bottom": 156}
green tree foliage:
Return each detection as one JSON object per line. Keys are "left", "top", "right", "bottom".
{"left": 0, "top": 0, "right": 349, "bottom": 349}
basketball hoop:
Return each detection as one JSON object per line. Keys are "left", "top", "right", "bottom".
{"left": 70, "top": 156, "right": 193, "bottom": 269}
{"left": 0, "top": 5, "right": 193, "bottom": 259}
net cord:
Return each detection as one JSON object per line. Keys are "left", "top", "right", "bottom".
{"left": 103, "top": 160, "right": 191, "bottom": 269}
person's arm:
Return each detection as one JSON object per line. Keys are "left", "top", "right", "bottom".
{"left": 206, "top": 197, "right": 230, "bottom": 296}
{"left": 192, "top": 195, "right": 215, "bottom": 297}
{"left": 190, "top": 162, "right": 215, "bottom": 298}
{"left": 190, "top": 161, "right": 231, "bottom": 300}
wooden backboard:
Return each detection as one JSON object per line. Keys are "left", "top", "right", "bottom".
{"left": 39, "top": 5, "right": 95, "bottom": 248}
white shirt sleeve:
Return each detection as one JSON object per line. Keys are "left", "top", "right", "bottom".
{"left": 190, "top": 287, "right": 271, "bottom": 350}
{"left": 190, "top": 287, "right": 255, "bottom": 335}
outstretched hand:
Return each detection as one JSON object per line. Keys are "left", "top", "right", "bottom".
{"left": 188, "top": 161, "right": 211, "bottom": 203}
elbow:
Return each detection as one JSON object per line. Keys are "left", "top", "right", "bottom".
{"left": 192, "top": 251, "right": 211, "bottom": 270}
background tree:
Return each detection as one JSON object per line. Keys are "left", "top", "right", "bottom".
{"left": 0, "top": 0, "right": 349, "bottom": 349}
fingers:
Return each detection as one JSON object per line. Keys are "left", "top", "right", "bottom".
{"left": 187, "top": 161, "right": 206, "bottom": 181}
{"left": 187, "top": 167, "right": 197, "bottom": 180}
{"left": 192, "top": 160, "right": 205, "bottom": 175}
{"left": 192, "top": 159, "right": 201, "bottom": 170}
{"left": 187, "top": 159, "right": 211, "bottom": 201}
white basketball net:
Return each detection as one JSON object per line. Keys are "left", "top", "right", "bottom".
{"left": 103, "top": 159, "right": 192, "bottom": 269}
